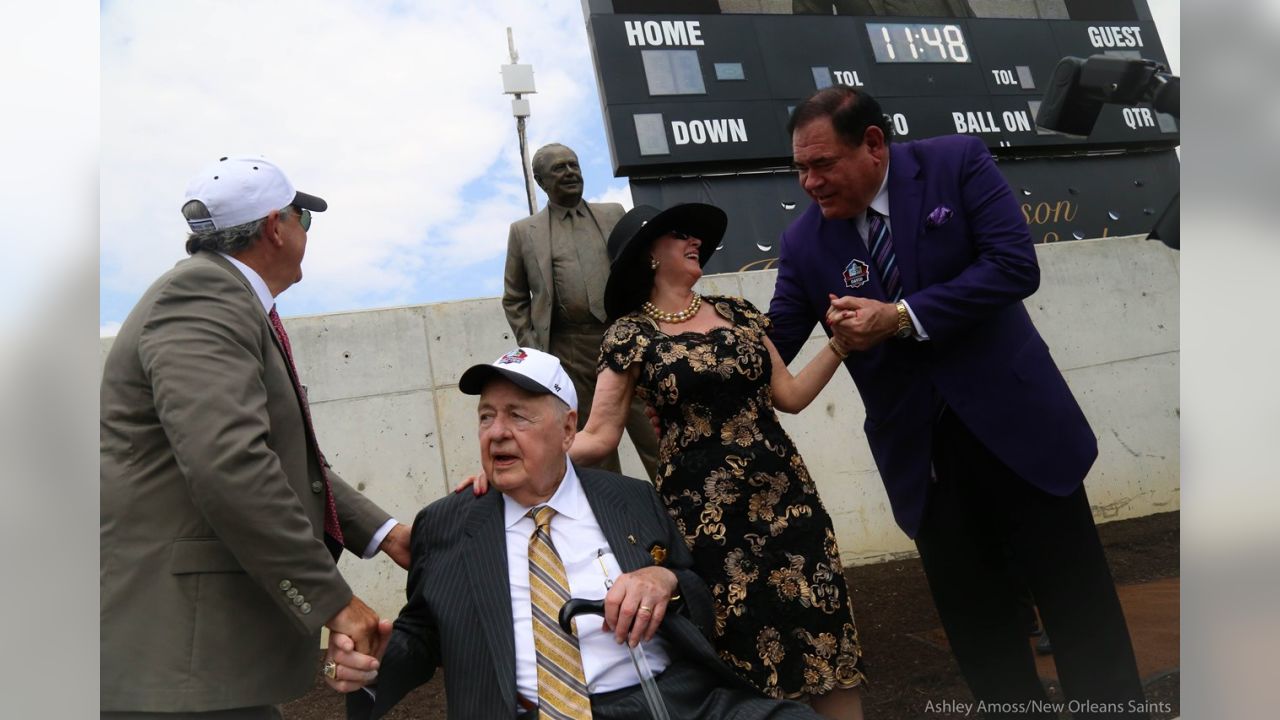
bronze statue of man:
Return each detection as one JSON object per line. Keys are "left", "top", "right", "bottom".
{"left": 502, "top": 143, "right": 659, "bottom": 478}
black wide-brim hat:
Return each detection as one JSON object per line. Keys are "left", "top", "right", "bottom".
{"left": 603, "top": 203, "right": 728, "bottom": 320}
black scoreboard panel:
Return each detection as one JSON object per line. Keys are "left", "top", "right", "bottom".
{"left": 583, "top": 1, "right": 1179, "bottom": 271}
{"left": 606, "top": 100, "right": 787, "bottom": 168}
{"left": 752, "top": 15, "right": 871, "bottom": 98}
{"left": 632, "top": 149, "right": 1180, "bottom": 275}
{"left": 586, "top": 12, "right": 1177, "bottom": 175}
{"left": 967, "top": 20, "right": 1063, "bottom": 96}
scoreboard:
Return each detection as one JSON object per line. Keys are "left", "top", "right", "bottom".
{"left": 581, "top": 0, "right": 1179, "bottom": 272}
{"left": 590, "top": 12, "right": 1175, "bottom": 173}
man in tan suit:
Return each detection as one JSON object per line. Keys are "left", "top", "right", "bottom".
{"left": 101, "top": 155, "right": 410, "bottom": 719}
{"left": 502, "top": 143, "right": 659, "bottom": 478}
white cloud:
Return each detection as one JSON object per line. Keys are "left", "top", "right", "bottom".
{"left": 100, "top": 321, "right": 122, "bottom": 338}
{"left": 589, "top": 182, "right": 634, "bottom": 211}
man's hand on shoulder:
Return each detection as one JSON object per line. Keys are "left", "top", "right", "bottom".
{"left": 379, "top": 523, "right": 411, "bottom": 569}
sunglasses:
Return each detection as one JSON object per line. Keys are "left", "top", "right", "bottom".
{"left": 281, "top": 206, "right": 312, "bottom": 231}
{"left": 669, "top": 231, "right": 693, "bottom": 240}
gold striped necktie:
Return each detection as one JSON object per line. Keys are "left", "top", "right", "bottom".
{"left": 528, "top": 505, "right": 593, "bottom": 719}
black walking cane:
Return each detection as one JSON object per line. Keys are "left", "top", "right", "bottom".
{"left": 559, "top": 598, "right": 672, "bottom": 720}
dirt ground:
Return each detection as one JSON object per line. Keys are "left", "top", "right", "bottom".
{"left": 284, "top": 511, "right": 1179, "bottom": 720}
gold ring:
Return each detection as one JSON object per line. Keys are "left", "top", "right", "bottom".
{"left": 323, "top": 659, "right": 338, "bottom": 680}
{"left": 638, "top": 605, "right": 653, "bottom": 614}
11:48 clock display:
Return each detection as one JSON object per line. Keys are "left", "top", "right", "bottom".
{"left": 867, "top": 23, "right": 971, "bottom": 63}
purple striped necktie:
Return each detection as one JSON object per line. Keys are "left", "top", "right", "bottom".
{"left": 866, "top": 208, "right": 902, "bottom": 302}
{"left": 268, "top": 306, "right": 344, "bottom": 555}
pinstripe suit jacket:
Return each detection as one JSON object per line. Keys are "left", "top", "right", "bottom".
{"left": 353, "top": 466, "right": 746, "bottom": 719}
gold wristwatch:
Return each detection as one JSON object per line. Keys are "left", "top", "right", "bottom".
{"left": 894, "top": 300, "right": 912, "bottom": 339}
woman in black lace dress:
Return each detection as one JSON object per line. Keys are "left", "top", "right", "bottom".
{"left": 571, "top": 203, "right": 866, "bottom": 719}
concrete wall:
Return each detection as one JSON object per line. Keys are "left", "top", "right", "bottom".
{"left": 99, "top": 235, "right": 1180, "bottom": 618}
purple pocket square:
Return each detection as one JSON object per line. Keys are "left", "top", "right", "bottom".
{"left": 925, "top": 205, "right": 954, "bottom": 228}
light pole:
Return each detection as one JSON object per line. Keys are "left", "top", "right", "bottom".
{"left": 501, "top": 28, "right": 538, "bottom": 216}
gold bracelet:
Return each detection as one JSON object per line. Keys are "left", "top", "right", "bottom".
{"left": 827, "top": 337, "right": 849, "bottom": 360}
{"left": 894, "top": 300, "right": 912, "bottom": 339}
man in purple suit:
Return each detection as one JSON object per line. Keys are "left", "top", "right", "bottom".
{"left": 768, "top": 86, "right": 1147, "bottom": 718}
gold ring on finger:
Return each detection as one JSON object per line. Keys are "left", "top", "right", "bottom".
{"left": 638, "top": 605, "right": 654, "bottom": 614}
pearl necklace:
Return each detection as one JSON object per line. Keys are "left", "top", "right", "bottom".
{"left": 642, "top": 294, "right": 702, "bottom": 324}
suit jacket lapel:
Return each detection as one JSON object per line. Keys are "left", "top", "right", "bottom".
{"left": 464, "top": 493, "right": 519, "bottom": 714}
{"left": 530, "top": 209, "right": 554, "bottom": 306}
{"left": 577, "top": 470, "right": 744, "bottom": 688}
{"left": 202, "top": 252, "right": 290, "bottom": 362}
{"left": 203, "top": 251, "right": 253, "bottom": 290}
{"left": 579, "top": 201, "right": 611, "bottom": 277}
{"left": 819, "top": 216, "right": 875, "bottom": 301}
{"left": 203, "top": 252, "right": 311, "bottom": 429}
{"left": 887, "top": 144, "right": 924, "bottom": 295}
{"left": 579, "top": 471, "right": 653, "bottom": 574}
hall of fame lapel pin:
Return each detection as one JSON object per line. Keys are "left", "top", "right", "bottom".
{"left": 648, "top": 542, "right": 668, "bottom": 566}
{"left": 843, "top": 257, "right": 870, "bottom": 289}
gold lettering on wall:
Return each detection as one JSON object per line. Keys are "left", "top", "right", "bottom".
{"left": 738, "top": 258, "right": 779, "bottom": 272}
{"left": 1022, "top": 200, "right": 1078, "bottom": 226}
{"left": 1022, "top": 199, "right": 1081, "bottom": 243}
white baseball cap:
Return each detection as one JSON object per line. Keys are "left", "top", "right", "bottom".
{"left": 458, "top": 348, "right": 578, "bottom": 411}
{"left": 182, "top": 155, "right": 327, "bottom": 232}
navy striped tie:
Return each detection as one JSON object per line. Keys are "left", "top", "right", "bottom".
{"left": 866, "top": 209, "right": 902, "bottom": 302}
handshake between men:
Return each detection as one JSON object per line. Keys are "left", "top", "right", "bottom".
{"left": 326, "top": 522, "right": 412, "bottom": 659}
{"left": 322, "top": 563, "right": 681, "bottom": 694}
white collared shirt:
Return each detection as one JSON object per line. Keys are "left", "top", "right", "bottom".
{"left": 504, "top": 461, "right": 672, "bottom": 702}
{"left": 218, "top": 252, "right": 397, "bottom": 559}
{"left": 219, "top": 252, "right": 274, "bottom": 313}
{"left": 850, "top": 162, "right": 929, "bottom": 339}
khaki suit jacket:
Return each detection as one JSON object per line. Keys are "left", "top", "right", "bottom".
{"left": 502, "top": 201, "right": 625, "bottom": 349}
{"left": 100, "top": 251, "right": 391, "bottom": 712}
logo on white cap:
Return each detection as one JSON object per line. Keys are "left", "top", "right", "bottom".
{"left": 498, "top": 349, "right": 529, "bottom": 365}
{"left": 459, "top": 347, "right": 578, "bottom": 411}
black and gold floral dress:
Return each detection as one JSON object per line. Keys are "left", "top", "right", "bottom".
{"left": 598, "top": 295, "right": 866, "bottom": 699}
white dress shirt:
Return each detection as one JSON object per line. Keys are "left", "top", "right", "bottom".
{"left": 851, "top": 162, "right": 929, "bottom": 339}
{"left": 219, "top": 253, "right": 397, "bottom": 558}
{"left": 504, "top": 461, "right": 673, "bottom": 702}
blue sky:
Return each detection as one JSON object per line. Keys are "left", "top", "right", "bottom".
{"left": 99, "top": 0, "right": 1180, "bottom": 335}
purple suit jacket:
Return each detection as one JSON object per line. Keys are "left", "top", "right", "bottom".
{"left": 768, "top": 134, "right": 1097, "bottom": 537}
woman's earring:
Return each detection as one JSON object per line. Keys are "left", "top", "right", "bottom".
{"left": 650, "top": 258, "right": 660, "bottom": 270}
